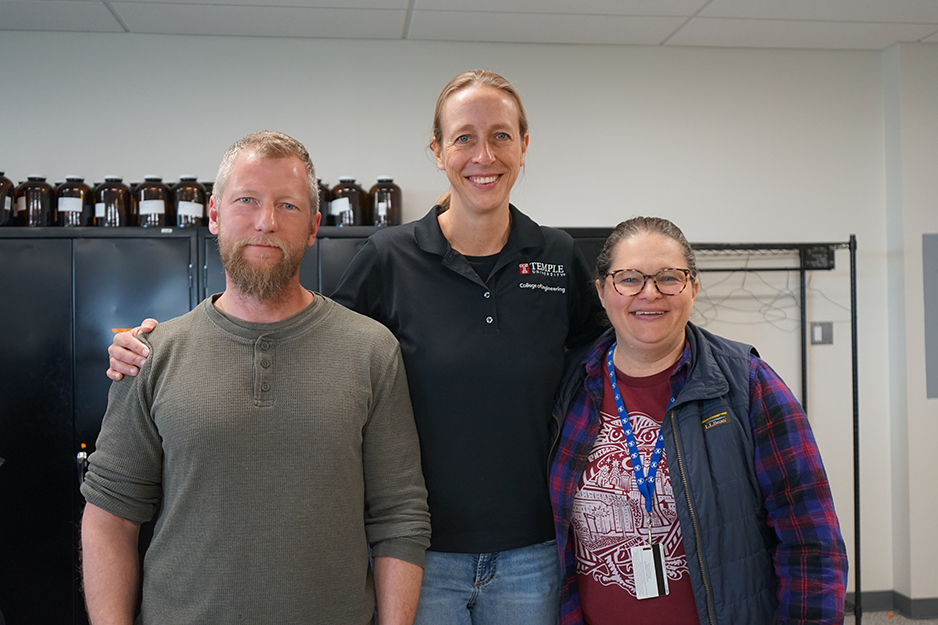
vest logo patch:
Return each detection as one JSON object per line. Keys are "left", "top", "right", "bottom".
{"left": 702, "top": 411, "right": 730, "bottom": 431}
{"left": 519, "top": 263, "right": 531, "bottom": 274}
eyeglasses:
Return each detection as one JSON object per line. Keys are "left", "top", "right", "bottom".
{"left": 604, "top": 268, "right": 693, "bottom": 297}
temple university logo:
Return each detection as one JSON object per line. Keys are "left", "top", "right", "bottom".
{"left": 519, "top": 262, "right": 566, "bottom": 278}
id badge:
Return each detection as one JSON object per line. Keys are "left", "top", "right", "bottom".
{"left": 630, "top": 543, "right": 669, "bottom": 600}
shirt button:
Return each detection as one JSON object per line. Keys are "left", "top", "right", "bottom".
{"left": 486, "top": 316, "right": 494, "bottom": 324}
{"left": 261, "top": 383, "right": 271, "bottom": 392}
{"left": 484, "top": 291, "right": 491, "bottom": 299}
{"left": 261, "top": 360, "right": 271, "bottom": 368}
{"left": 261, "top": 342, "right": 271, "bottom": 350}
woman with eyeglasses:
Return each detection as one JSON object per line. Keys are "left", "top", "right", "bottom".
{"left": 550, "top": 216, "right": 848, "bottom": 625}
{"left": 106, "top": 70, "right": 602, "bottom": 625}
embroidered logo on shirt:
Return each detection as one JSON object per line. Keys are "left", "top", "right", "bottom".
{"left": 702, "top": 411, "right": 729, "bottom": 430}
{"left": 519, "top": 261, "right": 566, "bottom": 277}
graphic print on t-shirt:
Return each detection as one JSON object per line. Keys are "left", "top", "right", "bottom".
{"left": 572, "top": 407, "right": 688, "bottom": 597}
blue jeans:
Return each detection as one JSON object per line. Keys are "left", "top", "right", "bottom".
{"left": 412, "top": 540, "right": 560, "bottom": 625}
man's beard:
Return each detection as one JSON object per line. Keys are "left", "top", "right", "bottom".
{"left": 217, "top": 231, "right": 306, "bottom": 301}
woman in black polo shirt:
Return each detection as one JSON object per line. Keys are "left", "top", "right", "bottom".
{"left": 331, "top": 70, "right": 602, "bottom": 625}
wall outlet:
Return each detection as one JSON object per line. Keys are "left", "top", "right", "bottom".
{"left": 811, "top": 322, "right": 833, "bottom": 345}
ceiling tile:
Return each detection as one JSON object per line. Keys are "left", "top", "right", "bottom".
{"left": 111, "top": 0, "right": 411, "bottom": 8}
{"left": 701, "top": 0, "right": 938, "bottom": 23}
{"left": 667, "top": 17, "right": 938, "bottom": 49}
{"left": 408, "top": 10, "right": 686, "bottom": 44}
{"left": 109, "top": 2, "right": 407, "bottom": 38}
{"left": 0, "top": 1, "right": 124, "bottom": 33}
{"left": 412, "top": 0, "right": 708, "bottom": 17}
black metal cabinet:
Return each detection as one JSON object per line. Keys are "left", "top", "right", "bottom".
{"left": 0, "top": 237, "right": 77, "bottom": 625}
{"left": 316, "top": 227, "right": 374, "bottom": 296}
{"left": 0, "top": 228, "right": 196, "bottom": 624}
{"left": 73, "top": 235, "right": 197, "bottom": 450}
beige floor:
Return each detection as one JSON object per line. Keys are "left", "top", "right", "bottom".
{"left": 845, "top": 610, "right": 938, "bottom": 624}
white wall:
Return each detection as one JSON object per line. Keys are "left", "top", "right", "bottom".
{"left": 1, "top": 30, "right": 933, "bottom": 601}
{"left": 884, "top": 43, "right": 938, "bottom": 602}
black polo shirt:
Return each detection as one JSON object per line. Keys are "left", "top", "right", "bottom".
{"left": 332, "top": 205, "right": 601, "bottom": 553}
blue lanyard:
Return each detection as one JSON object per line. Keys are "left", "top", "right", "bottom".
{"left": 606, "top": 343, "right": 673, "bottom": 514}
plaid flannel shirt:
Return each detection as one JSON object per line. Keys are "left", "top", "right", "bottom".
{"left": 550, "top": 325, "right": 848, "bottom": 625}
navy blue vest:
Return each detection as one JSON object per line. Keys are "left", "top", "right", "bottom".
{"left": 664, "top": 323, "right": 780, "bottom": 624}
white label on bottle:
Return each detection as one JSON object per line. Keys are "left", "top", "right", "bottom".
{"left": 139, "top": 199, "right": 165, "bottom": 215}
{"left": 331, "top": 197, "right": 349, "bottom": 216}
{"left": 177, "top": 200, "right": 204, "bottom": 218}
{"left": 16, "top": 196, "right": 25, "bottom": 215}
{"left": 95, "top": 202, "right": 106, "bottom": 218}
{"left": 58, "top": 196, "right": 83, "bottom": 213}
{"left": 3, "top": 196, "right": 10, "bottom": 213}
{"left": 377, "top": 201, "right": 388, "bottom": 217}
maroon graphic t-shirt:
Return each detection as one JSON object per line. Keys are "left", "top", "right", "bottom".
{"left": 572, "top": 363, "right": 698, "bottom": 624}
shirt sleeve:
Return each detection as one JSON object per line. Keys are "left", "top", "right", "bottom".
{"left": 564, "top": 243, "right": 604, "bottom": 351}
{"left": 361, "top": 340, "right": 431, "bottom": 567}
{"left": 748, "top": 355, "right": 848, "bottom": 624}
{"left": 80, "top": 338, "right": 164, "bottom": 524}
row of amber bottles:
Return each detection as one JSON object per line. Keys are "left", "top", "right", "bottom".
{"left": 319, "top": 177, "right": 401, "bottom": 227}
{"left": 0, "top": 172, "right": 211, "bottom": 228}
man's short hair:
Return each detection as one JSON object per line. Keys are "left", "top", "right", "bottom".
{"left": 213, "top": 130, "right": 320, "bottom": 216}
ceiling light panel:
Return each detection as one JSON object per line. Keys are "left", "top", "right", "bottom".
{"left": 0, "top": 0, "right": 124, "bottom": 33}
{"left": 412, "top": 0, "right": 709, "bottom": 17}
{"left": 701, "top": 0, "right": 938, "bottom": 23}
{"left": 111, "top": 0, "right": 411, "bottom": 8}
{"left": 668, "top": 17, "right": 938, "bottom": 50}
{"left": 408, "top": 10, "right": 685, "bottom": 44}
{"left": 109, "top": 2, "right": 407, "bottom": 38}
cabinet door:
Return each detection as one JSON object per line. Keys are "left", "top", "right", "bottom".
{"left": 319, "top": 236, "right": 369, "bottom": 297}
{"left": 73, "top": 236, "right": 195, "bottom": 449}
{"left": 0, "top": 238, "right": 77, "bottom": 624}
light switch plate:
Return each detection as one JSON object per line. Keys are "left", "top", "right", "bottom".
{"left": 811, "top": 322, "right": 833, "bottom": 345}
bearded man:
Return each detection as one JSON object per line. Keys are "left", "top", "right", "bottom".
{"left": 80, "top": 131, "right": 430, "bottom": 625}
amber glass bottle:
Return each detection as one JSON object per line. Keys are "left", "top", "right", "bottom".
{"left": 331, "top": 178, "right": 368, "bottom": 226}
{"left": 0, "top": 171, "right": 13, "bottom": 226}
{"left": 369, "top": 177, "right": 402, "bottom": 227}
{"left": 56, "top": 177, "right": 94, "bottom": 227}
{"left": 93, "top": 177, "right": 133, "bottom": 227}
{"left": 172, "top": 177, "right": 205, "bottom": 228}
{"left": 201, "top": 181, "right": 214, "bottom": 225}
{"left": 14, "top": 177, "right": 55, "bottom": 227}
{"left": 135, "top": 177, "right": 173, "bottom": 228}
{"left": 317, "top": 179, "right": 334, "bottom": 225}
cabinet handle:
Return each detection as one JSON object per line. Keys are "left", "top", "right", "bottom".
{"left": 76, "top": 450, "right": 89, "bottom": 486}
